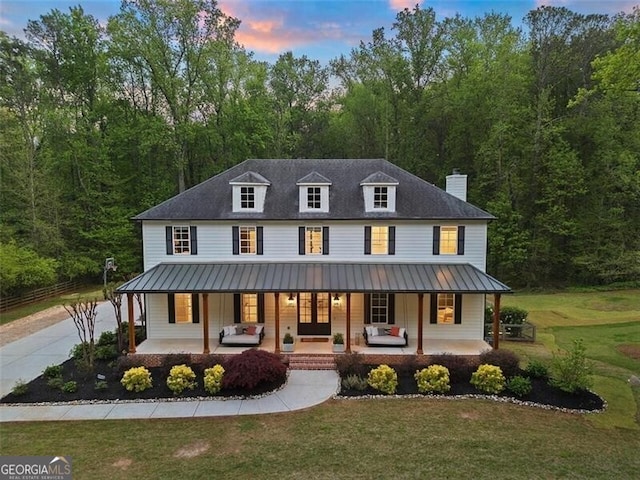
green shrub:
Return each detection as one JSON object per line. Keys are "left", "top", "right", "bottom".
{"left": 61, "top": 381, "right": 77, "bottom": 393}
{"left": 47, "top": 376, "right": 64, "bottom": 390}
{"left": 429, "top": 354, "right": 478, "bottom": 383}
{"left": 94, "top": 380, "right": 108, "bottom": 391}
{"left": 506, "top": 375, "right": 532, "bottom": 397}
{"left": 42, "top": 364, "right": 63, "bottom": 379}
{"left": 166, "top": 364, "right": 197, "bottom": 395}
{"left": 12, "top": 380, "right": 28, "bottom": 396}
{"left": 97, "top": 330, "right": 117, "bottom": 346}
{"left": 367, "top": 364, "right": 398, "bottom": 395}
{"left": 341, "top": 374, "right": 369, "bottom": 391}
{"left": 203, "top": 365, "right": 225, "bottom": 395}
{"left": 69, "top": 342, "right": 89, "bottom": 360}
{"left": 95, "top": 344, "right": 119, "bottom": 361}
{"left": 471, "top": 364, "right": 506, "bottom": 394}
{"left": 414, "top": 365, "right": 451, "bottom": 394}
{"left": 524, "top": 360, "right": 549, "bottom": 379}
{"left": 479, "top": 349, "right": 520, "bottom": 378}
{"left": 500, "top": 306, "right": 528, "bottom": 324}
{"left": 121, "top": 366, "right": 153, "bottom": 392}
{"left": 550, "top": 339, "right": 593, "bottom": 393}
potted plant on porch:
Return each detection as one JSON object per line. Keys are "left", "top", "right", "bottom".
{"left": 282, "top": 333, "right": 295, "bottom": 352}
{"left": 332, "top": 332, "right": 345, "bottom": 353}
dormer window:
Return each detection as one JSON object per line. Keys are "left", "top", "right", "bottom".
{"left": 230, "top": 171, "right": 270, "bottom": 213}
{"left": 360, "top": 172, "right": 398, "bottom": 213}
{"left": 297, "top": 172, "right": 331, "bottom": 213}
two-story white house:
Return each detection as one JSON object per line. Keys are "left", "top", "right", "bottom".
{"left": 117, "top": 159, "right": 510, "bottom": 355}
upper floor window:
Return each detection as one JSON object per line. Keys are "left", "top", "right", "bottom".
{"left": 364, "top": 226, "right": 396, "bottom": 255}
{"left": 168, "top": 293, "right": 199, "bottom": 324}
{"left": 307, "top": 187, "right": 322, "bottom": 209}
{"left": 299, "top": 226, "right": 329, "bottom": 255}
{"left": 165, "top": 226, "right": 197, "bottom": 255}
{"left": 233, "top": 226, "right": 264, "bottom": 255}
{"left": 432, "top": 226, "right": 465, "bottom": 256}
{"left": 373, "top": 186, "right": 388, "bottom": 209}
{"left": 240, "top": 186, "right": 255, "bottom": 209}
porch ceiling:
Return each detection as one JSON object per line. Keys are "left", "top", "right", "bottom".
{"left": 116, "top": 262, "right": 511, "bottom": 294}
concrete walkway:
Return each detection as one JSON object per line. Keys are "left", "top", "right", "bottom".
{"left": 0, "top": 298, "right": 340, "bottom": 422}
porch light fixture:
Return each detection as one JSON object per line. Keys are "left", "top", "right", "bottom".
{"left": 287, "top": 293, "right": 295, "bottom": 306}
{"left": 333, "top": 293, "right": 341, "bottom": 307}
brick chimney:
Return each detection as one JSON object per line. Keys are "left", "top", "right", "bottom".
{"left": 446, "top": 169, "right": 467, "bottom": 202}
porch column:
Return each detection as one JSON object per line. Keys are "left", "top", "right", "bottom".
{"left": 492, "top": 293, "right": 501, "bottom": 350}
{"left": 274, "top": 293, "right": 280, "bottom": 354}
{"left": 127, "top": 293, "right": 136, "bottom": 353}
{"left": 202, "top": 293, "right": 210, "bottom": 354}
{"left": 417, "top": 293, "right": 424, "bottom": 355}
{"left": 346, "top": 293, "right": 352, "bottom": 353}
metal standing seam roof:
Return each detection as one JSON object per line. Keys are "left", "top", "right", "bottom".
{"left": 115, "top": 262, "right": 511, "bottom": 294}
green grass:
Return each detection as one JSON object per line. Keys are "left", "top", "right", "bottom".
{"left": 1, "top": 399, "right": 639, "bottom": 479}
{"left": 0, "top": 287, "right": 104, "bottom": 325}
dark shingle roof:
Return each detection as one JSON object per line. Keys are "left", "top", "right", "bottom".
{"left": 116, "top": 262, "right": 511, "bottom": 294}
{"left": 297, "top": 171, "right": 332, "bottom": 184}
{"left": 134, "top": 159, "right": 493, "bottom": 221}
{"left": 360, "top": 171, "right": 399, "bottom": 184}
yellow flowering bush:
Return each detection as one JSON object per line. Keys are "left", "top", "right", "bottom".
{"left": 414, "top": 365, "right": 451, "bottom": 394}
{"left": 367, "top": 364, "right": 398, "bottom": 395}
{"left": 121, "top": 366, "right": 152, "bottom": 392}
{"left": 166, "top": 364, "right": 197, "bottom": 395}
{"left": 470, "top": 364, "right": 505, "bottom": 394}
{"left": 204, "top": 364, "right": 225, "bottom": 395}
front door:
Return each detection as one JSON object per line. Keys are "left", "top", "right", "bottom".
{"left": 297, "top": 292, "right": 331, "bottom": 335}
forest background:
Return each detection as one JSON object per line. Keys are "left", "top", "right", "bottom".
{"left": 1, "top": 0, "right": 639, "bottom": 294}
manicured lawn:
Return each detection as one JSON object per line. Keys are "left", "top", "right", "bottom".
{"left": 1, "top": 399, "right": 639, "bottom": 479}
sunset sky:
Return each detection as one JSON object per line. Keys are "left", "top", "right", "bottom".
{"left": 1, "top": 0, "right": 635, "bottom": 63}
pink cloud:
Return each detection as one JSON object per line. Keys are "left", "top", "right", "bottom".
{"left": 389, "top": 0, "right": 419, "bottom": 11}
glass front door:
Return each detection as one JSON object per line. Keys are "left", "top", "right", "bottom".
{"left": 297, "top": 292, "right": 331, "bottom": 335}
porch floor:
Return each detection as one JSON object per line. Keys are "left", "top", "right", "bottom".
{"left": 134, "top": 338, "right": 491, "bottom": 356}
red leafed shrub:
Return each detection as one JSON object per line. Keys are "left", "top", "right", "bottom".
{"left": 221, "top": 349, "right": 287, "bottom": 391}
{"left": 479, "top": 349, "right": 520, "bottom": 378}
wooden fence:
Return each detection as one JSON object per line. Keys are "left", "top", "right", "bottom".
{"left": 0, "top": 280, "right": 85, "bottom": 313}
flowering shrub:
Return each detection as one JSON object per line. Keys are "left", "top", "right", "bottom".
{"left": 367, "top": 364, "right": 398, "bottom": 395}
{"left": 470, "top": 364, "right": 505, "bottom": 394}
{"left": 121, "top": 366, "right": 153, "bottom": 392}
{"left": 166, "top": 364, "right": 197, "bottom": 395}
{"left": 204, "top": 364, "right": 225, "bottom": 395}
{"left": 414, "top": 365, "right": 451, "bottom": 394}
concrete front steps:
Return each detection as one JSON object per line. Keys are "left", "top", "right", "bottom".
{"left": 285, "top": 354, "right": 337, "bottom": 370}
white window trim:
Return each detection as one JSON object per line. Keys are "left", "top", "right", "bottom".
{"left": 370, "top": 293, "right": 389, "bottom": 324}
{"left": 371, "top": 226, "right": 389, "bottom": 255}
{"left": 174, "top": 293, "right": 193, "bottom": 323}
{"left": 437, "top": 293, "right": 455, "bottom": 324}
{"left": 305, "top": 226, "right": 323, "bottom": 255}
{"left": 173, "top": 226, "right": 190, "bottom": 255}
{"left": 239, "top": 226, "right": 257, "bottom": 255}
{"left": 440, "top": 226, "right": 458, "bottom": 255}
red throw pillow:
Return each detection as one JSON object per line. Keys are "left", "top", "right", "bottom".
{"left": 390, "top": 326, "right": 400, "bottom": 337}
{"left": 245, "top": 326, "right": 257, "bottom": 335}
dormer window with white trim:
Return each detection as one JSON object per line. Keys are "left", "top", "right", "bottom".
{"left": 360, "top": 172, "right": 398, "bottom": 213}
{"left": 230, "top": 171, "right": 270, "bottom": 213}
{"left": 297, "top": 172, "right": 331, "bottom": 213}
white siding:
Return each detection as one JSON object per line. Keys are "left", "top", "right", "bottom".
{"left": 143, "top": 220, "right": 487, "bottom": 271}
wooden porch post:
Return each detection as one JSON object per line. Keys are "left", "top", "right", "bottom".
{"left": 492, "top": 293, "right": 501, "bottom": 350}
{"left": 202, "top": 293, "right": 210, "bottom": 354}
{"left": 417, "top": 293, "right": 424, "bottom": 355}
{"left": 346, "top": 293, "right": 352, "bottom": 353}
{"left": 127, "top": 293, "right": 136, "bottom": 353}
{"left": 274, "top": 293, "right": 280, "bottom": 354}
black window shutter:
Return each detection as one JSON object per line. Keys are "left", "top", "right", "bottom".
{"left": 168, "top": 294, "right": 176, "bottom": 323}
{"left": 430, "top": 294, "right": 438, "bottom": 324}
{"left": 258, "top": 293, "right": 265, "bottom": 323}
{"left": 233, "top": 294, "right": 241, "bottom": 323}
{"left": 232, "top": 226, "right": 239, "bottom": 255}
{"left": 322, "top": 226, "right": 329, "bottom": 255}
{"left": 364, "top": 226, "right": 372, "bottom": 255}
{"left": 433, "top": 226, "right": 440, "bottom": 255}
{"left": 388, "top": 226, "right": 396, "bottom": 255}
{"left": 257, "top": 226, "right": 264, "bottom": 255}
{"left": 457, "top": 226, "right": 465, "bottom": 255}
{"left": 387, "top": 294, "right": 395, "bottom": 324}
{"left": 454, "top": 295, "right": 462, "bottom": 324}
{"left": 190, "top": 226, "right": 198, "bottom": 255}
{"left": 364, "top": 293, "right": 371, "bottom": 324}
{"left": 166, "top": 226, "right": 174, "bottom": 255}
{"left": 299, "top": 227, "right": 305, "bottom": 255}
{"left": 192, "top": 294, "right": 200, "bottom": 323}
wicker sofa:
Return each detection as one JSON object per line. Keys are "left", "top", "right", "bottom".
{"left": 219, "top": 324, "right": 265, "bottom": 346}
{"left": 363, "top": 326, "right": 408, "bottom": 347}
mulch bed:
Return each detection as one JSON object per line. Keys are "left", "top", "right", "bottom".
{"left": 338, "top": 367, "right": 605, "bottom": 412}
{"left": 1, "top": 358, "right": 285, "bottom": 404}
